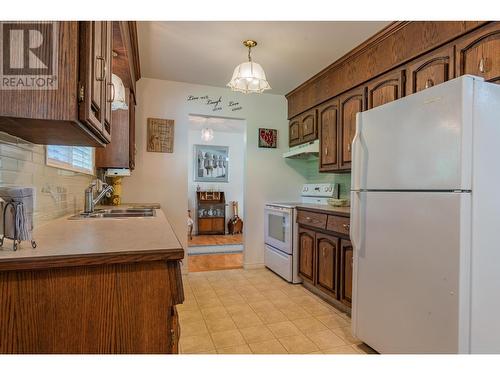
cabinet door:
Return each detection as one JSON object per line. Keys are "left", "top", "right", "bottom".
{"left": 407, "top": 45, "right": 455, "bottom": 94}
{"left": 300, "top": 109, "right": 317, "bottom": 143}
{"left": 340, "top": 239, "right": 353, "bottom": 307}
{"left": 129, "top": 92, "right": 136, "bottom": 170}
{"left": 318, "top": 99, "right": 339, "bottom": 172}
{"left": 79, "top": 21, "right": 109, "bottom": 142}
{"left": 367, "top": 69, "right": 405, "bottom": 109}
{"left": 102, "top": 21, "right": 113, "bottom": 140}
{"left": 316, "top": 233, "right": 339, "bottom": 297}
{"left": 289, "top": 118, "right": 300, "bottom": 146}
{"left": 298, "top": 227, "right": 315, "bottom": 282}
{"left": 455, "top": 22, "right": 500, "bottom": 83}
{"left": 339, "top": 87, "right": 364, "bottom": 169}
{"left": 168, "top": 306, "right": 180, "bottom": 354}
{"left": 95, "top": 88, "right": 129, "bottom": 168}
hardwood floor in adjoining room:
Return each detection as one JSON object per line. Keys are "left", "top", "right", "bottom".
{"left": 188, "top": 253, "right": 243, "bottom": 272}
{"left": 178, "top": 268, "right": 377, "bottom": 354}
{"left": 188, "top": 234, "right": 243, "bottom": 247}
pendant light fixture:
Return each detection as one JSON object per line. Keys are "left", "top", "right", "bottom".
{"left": 227, "top": 40, "right": 271, "bottom": 94}
{"left": 201, "top": 128, "right": 214, "bottom": 142}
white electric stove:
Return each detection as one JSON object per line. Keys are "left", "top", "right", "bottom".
{"left": 264, "top": 183, "right": 339, "bottom": 283}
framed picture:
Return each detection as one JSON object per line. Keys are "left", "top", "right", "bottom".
{"left": 194, "top": 145, "right": 229, "bottom": 183}
{"left": 258, "top": 128, "right": 277, "bottom": 148}
{"left": 147, "top": 118, "right": 175, "bottom": 153}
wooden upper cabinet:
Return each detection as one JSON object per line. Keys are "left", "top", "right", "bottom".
{"left": 129, "top": 91, "right": 136, "bottom": 170}
{"left": 339, "top": 87, "right": 365, "bottom": 169}
{"left": 103, "top": 21, "right": 113, "bottom": 138}
{"left": 407, "top": 45, "right": 455, "bottom": 94}
{"left": 289, "top": 118, "right": 301, "bottom": 146}
{"left": 79, "top": 21, "right": 112, "bottom": 142}
{"left": 340, "top": 239, "right": 353, "bottom": 307}
{"left": 300, "top": 109, "right": 317, "bottom": 143}
{"left": 318, "top": 99, "right": 339, "bottom": 172}
{"left": 455, "top": 22, "right": 500, "bottom": 83}
{"left": 95, "top": 88, "right": 130, "bottom": 169}
{"left": 367, "top": 69, "right": 406, "bottom": 109}
{"left": 298, "top": 227, "right": 315, "bottom": 282}
{"left": 316, "top": 233, "right": 339, "bottom": 297}
{"left": 288, "top": 109, "right": 318, "bottom": 147}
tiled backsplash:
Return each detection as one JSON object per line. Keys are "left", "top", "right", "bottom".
{"left": 0, "top": 132, "right": 93, "bottom": 226}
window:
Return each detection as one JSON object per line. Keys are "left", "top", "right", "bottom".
{"left": 46, "top": 146, "right": 95, "bottom": 175}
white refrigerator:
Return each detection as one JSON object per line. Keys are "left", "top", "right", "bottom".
{"left": 350, "top": 75, "right": 500, "bottom": 354}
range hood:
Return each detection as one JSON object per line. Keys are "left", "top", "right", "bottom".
{"left": 283, "top": 140, "right": 319, "bottom": 159}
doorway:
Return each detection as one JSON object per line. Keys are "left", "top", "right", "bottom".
{"left": 186, "top": 115, "right": 246, "bottom": 272}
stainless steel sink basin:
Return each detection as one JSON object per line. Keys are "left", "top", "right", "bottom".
{"left": 68, "top": 208, "right": 156, "bottom": 220}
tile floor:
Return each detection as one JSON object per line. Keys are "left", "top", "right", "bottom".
{"left": 179, "top": 267, "right": 376, "bottom": 354}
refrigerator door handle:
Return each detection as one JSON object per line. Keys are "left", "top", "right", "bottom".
{"left": 350, "top": 191, "right": 365, "bottom": 258}
{"left": 352, "top": 112, "right": 367, "bottom": 191}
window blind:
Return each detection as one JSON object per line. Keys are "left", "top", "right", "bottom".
{"left": 46, "top": 146, "right": 94, "bottom": 175}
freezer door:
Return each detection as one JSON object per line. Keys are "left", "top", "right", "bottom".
{"left": 351, "top": 76, "right": 477, "bottom": 191}
{"left": 350, "top": 191, "right": 471, "bottom": 353}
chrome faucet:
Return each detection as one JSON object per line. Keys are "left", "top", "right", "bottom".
{"left": 84, "top": 179, "right": 114, "bottom": 213}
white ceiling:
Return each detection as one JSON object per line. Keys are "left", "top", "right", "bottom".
{"left": 138, "top": 21, "right": 391, "bottom": 95}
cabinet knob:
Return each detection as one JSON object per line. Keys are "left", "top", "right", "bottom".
{"left": 305, "top": 217, "right": 311, "bottom": 221}
{"left": 425, "top": 79, "right": 434, "bottom": 89}
{"left": 479, "top": 57, "right": 487, "bottom": 73}
{"left": 343, "top": 224, "right": 350, "bottom": 231}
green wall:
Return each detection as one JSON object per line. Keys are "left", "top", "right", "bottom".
{"left": 285, "top": 158, "right": 351, "bottom": 199}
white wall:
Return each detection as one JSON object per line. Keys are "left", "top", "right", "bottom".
{"left": 188, "top": 128, "right": 245, "bottom": 234}
{"left": 122, "top": 78, "right": 306, "bottom": 268}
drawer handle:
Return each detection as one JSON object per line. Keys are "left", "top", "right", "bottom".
{"left": 325, "top": 147, "right": 328, "bottom": 156}
{"left": 425, "top": 79, "right": 434, "bottom": 89}
{"left": 479, "top": 57, "right": 486, "bottom": 73}
{"left": 347, "top": 143, "right": 351, "bottom": 152}
{"left": 343, "top": 224, "right": 350, "bottom": 231}
{"left": 305, "top": 217, "right": 311, "bottom": 221}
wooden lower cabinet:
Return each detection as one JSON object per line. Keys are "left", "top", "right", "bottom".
{"left": 169, "top": 306, "right": 180, "bottom": 354}
{"left": 298, "top": 227, "right": 315, "bottom": 282}
{"left": 198, "top": 218, "right": 225, "bottom": 234}
{"left": 0, "top": 260, "right": 184, "bottom": 353}
{"left": 298, "top": 209, "right": 351, "bottom": 309}
{"left": 340, "top": 239, "right": 354, "bottom": 307}
{"left": 315, "top": 233, "right": 339, "bottom": 298}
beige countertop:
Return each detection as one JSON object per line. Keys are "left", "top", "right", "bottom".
{"left": 0, "top": 207, "right": 184, "bottom": 271}
{"left": 296, "top": 203, "right": 351, "bottom": 217}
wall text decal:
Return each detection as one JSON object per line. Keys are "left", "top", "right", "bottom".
{"left": 186, "top": 94, "right": 243, "bottom": 112}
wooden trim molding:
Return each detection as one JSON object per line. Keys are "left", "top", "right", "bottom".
{"left": 286, "top": 21, "right": 489, "bottom": 118}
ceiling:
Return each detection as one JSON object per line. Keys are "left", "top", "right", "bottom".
{"left": 138, "top": 21, "right": 391, "bottom": 95}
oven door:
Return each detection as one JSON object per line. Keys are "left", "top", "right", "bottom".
{"left": 264, "top": 205, "right": 292, "bottom": 254}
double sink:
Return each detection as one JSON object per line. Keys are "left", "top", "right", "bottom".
{"left": 68, "top": 207, "right": 156, "bottom": 220}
